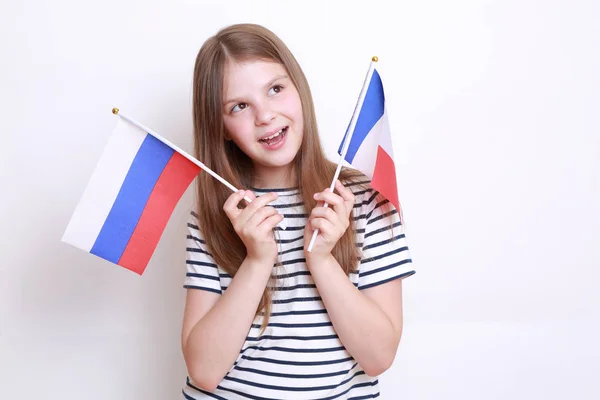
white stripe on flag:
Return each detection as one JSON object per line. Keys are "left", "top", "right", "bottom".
{"left": 62, "top": 118, "right": 147, "bottom": 252}
{"left": 378, "top": 108, "right": 394, "bottom": 158}
{"left": 348, "top": 112, "right": 387, "bottom": 179}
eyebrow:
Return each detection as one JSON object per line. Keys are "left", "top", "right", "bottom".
{"left": 223, "top": 74, "right": 289, "bottom": 107}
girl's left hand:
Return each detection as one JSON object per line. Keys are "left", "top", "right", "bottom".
{"left": 304, "top": 180, "right": 356, "bottom": 257}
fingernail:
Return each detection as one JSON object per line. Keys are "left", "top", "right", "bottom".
{"left": 238, "top": 190, "right": 245, "bottom": 196}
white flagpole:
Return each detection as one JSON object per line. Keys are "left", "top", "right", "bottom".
{"left": 307, "top": 56, "right": 378, "bottom": 252}
{"left": 111, "top": 108, "right": 287, "bottom": 230}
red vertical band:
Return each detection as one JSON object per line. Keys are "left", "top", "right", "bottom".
{"left": 118, "top": 153, "right": 201, "bottom": 274}
{"left": 371, "top": 145, "right": 400, "bottom": 212}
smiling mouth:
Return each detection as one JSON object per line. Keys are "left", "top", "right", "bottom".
{"left": 259, "top": 127, "right": 288, "bottom": 146}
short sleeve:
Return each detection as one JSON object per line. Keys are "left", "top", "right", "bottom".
{"left": 357, "top": 191, "right": 415, "bottom": 290}
{"left": 183, "top": 212, "right": 222, "bottom": 295}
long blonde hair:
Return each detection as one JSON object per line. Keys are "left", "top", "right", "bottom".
{"left": 192, "top": 23, "right": 374, "bottom": 331}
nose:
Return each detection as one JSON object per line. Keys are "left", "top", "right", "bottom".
{"left": 254, "top": 102, "right": 275, "bottom": 126}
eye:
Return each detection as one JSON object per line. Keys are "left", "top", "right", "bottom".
{"left": 268, "top": 84, "right": 283, "bottom": 96}
{"left": 231, "top": 103, "right": 248, "bottom": 113}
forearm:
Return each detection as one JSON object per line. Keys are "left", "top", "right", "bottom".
{"left": 307, "top": 253, "right": 401, "bottom": 376}
{"left": 184, "top": 257, "right": 272, "bottom": 388}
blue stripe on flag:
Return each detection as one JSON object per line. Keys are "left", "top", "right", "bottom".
{"left": 90, "top": 134, "right": 174, "bottom": 263}
{"left": 338, "top": 69, "right": 385, "bottom": 163}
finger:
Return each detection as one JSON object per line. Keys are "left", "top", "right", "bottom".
{"left": 245, "top": 192, "right": 278, "bottom": 213}
{"left": 223, "top": 190, "right": 247, "bottom": 221}
{"left": 310, "top": 206, "right": 340, "bottom": 224}
{"left": 314, "top": 190, "right": 344, "bottom": 208}
{"left": 335, "top": 180, "right": 356, "bottom": 213}
{"left": 314, "top": 189, "right": 346, "bottom": 220}
{"left": 242, "top": 190, "right": 256, "bottom": 203}
{"left": 238, "top": 192, "right": 278, "bottom": 226}
{"left": 259, "top": 212, "right": 285, "bottom": 232}
{"left": 247, "top": 206, "right": 279, "bottom": 229}
{"left": 310, "top": 218, "right": 336, "bottom": 239}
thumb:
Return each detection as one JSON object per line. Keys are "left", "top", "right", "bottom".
{"left": 241, "top": 189, "right": 256, "bottom": 204}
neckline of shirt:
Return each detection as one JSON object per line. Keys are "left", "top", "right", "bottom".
{"left": 250, "top": 186, "right": 300, "bottom": 196}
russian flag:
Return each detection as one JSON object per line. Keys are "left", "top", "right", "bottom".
{"left": 338, "top": 68, "right": 400, "bottom": 212}
{"left": 62, "top": 118, "right": 201, "bottom": 275}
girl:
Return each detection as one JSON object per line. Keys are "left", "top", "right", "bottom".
{"left": 181, "top": 23, "right": 415, "bottom": 400}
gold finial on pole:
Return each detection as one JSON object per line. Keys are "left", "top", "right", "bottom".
{"left": 372, "top": 56, "right": 378, "bottom": 62}
{"left": 112, "top": 108, "right": 119, "bottom": 115}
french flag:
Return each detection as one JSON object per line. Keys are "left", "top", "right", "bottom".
{"left": 338, "top": 67, "right": 400, "bottom": 212}
{"left": 62, "top": 118, "right": 201, "bottom": 275}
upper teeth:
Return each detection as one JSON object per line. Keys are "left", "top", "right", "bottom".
{"left": 263, "top": 128, "right": 284, "bottom": 140}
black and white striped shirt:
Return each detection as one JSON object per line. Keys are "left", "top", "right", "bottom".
{"left": 182, "top": 182, "right": 415, "bottom": 400}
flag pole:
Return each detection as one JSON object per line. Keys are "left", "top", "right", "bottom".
{"left": 307, "top": 56, "right": 378, "bottom": 252}
{"left": 111, "top": 108, "right": 287, "bottom": 230}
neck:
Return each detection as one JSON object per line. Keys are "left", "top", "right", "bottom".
{"left": 252, "top": 164, "right": 296, "bottom": 189}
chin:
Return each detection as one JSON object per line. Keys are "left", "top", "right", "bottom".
{"left": 266, "top": 158, "right": 297, "bottom": 169}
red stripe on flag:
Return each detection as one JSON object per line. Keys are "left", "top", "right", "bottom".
{"left": 371, "top": 145, "right": 400, "bottom": 213}
{"left": 118, "top": 152, "right": 201, "bottom": 275}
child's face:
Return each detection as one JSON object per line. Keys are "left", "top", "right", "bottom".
{"left": 222, "top": 59, "right": 304, "bottom": 180}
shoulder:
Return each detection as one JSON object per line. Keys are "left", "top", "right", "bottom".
{"left": 339, "top": 170, "right": 400, "bottom": 228}
{"left": 188, "top": 209, "right": 200, "bottom": 226}
{"left": 186, "top": 210, "right": 206, "bottom": 244}
{"left": 339, "top": 169, "right": 371, "bottom": 195}
{"left": 338, "top": 170, "right": 381, "bottom": 211}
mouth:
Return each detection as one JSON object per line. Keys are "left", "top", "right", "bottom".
{"left": 259, "top": 126, "right": 288, "bottom": 146}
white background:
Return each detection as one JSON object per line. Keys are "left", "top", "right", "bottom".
{"left": 1, "top": 0, "right": 599, "bottom": 399}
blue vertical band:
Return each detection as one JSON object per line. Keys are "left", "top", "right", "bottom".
{"left": 91, "top": 134, "right": 174, "bottom": 263}
{"left": 338, "top": 69, "right": 385, "bottom": 163}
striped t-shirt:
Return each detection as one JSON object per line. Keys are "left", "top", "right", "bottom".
{"left": 182, "top": 182, "right": 415, "bottom": 400}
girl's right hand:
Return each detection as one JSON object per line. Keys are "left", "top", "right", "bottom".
{"left": 223, "top": 190, "right": 283, "bottom": 264}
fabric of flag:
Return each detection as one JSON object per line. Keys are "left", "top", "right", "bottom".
{"left": 62, "top": 118, "right": 201, "bottom": 275}
{"left": 338, "top": 68, "right": 400, "bottom": 212}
